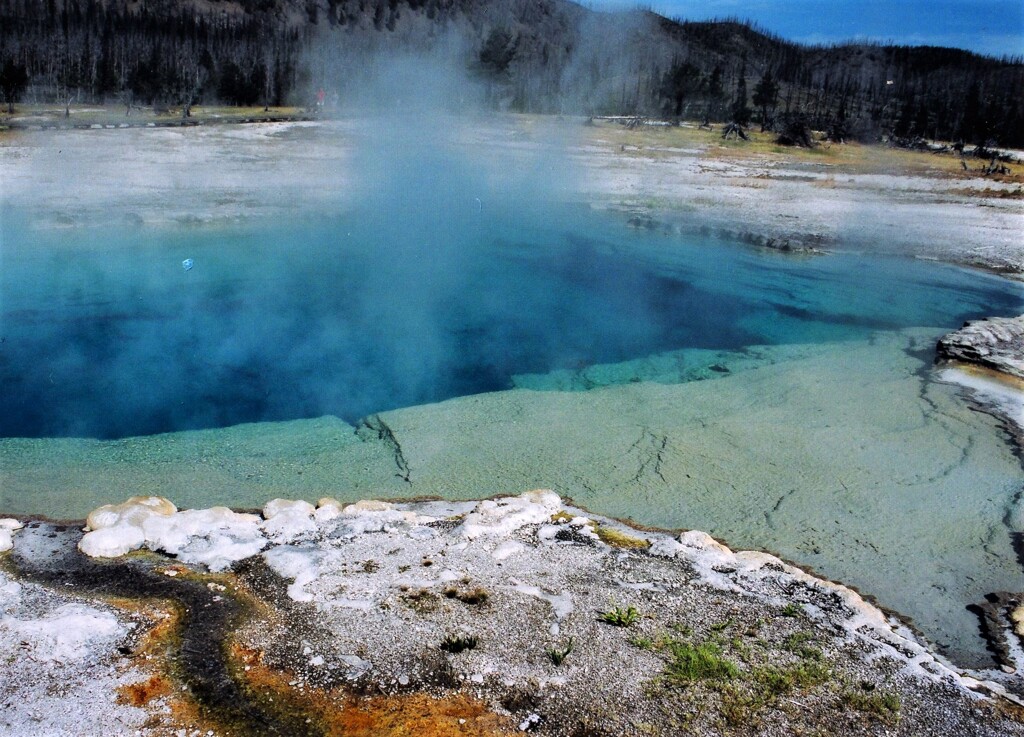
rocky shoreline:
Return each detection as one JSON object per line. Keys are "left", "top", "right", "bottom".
{"left": 576, "top": 120, "right": 1024, "bottom": 279}
{"left": 621, "top": 209, "right": 829, "bottom": 256}
{"left": 2, "top": 491, "right": 1023, "bottom": 736}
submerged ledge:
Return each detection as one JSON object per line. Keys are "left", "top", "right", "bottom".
{"left": 1, "top": 491, "right": 1023, "bottom": 736}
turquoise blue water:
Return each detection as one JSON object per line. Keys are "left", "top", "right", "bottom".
{"left": 0, "top": 205, "right": 1021, "bottom": 439}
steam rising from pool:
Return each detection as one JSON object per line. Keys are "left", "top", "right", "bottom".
{"left": 0, "top": 113, "right": 1021, "bottom": 439}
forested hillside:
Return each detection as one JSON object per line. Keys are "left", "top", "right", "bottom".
{"left": 1, "top": 0, "right": 1022, "bottom": 145}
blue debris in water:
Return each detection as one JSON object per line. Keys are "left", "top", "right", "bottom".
{"left": 182, "top": 258, "right": 194, "bottom": 271}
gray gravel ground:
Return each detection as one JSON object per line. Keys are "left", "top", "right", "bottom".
{"left": 4, "top": 492, "right": 1021, "bottom": 736}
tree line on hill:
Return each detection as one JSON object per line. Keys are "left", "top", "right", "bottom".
{"left": 1, "top": 0, "right": 1021, "bottom": 147}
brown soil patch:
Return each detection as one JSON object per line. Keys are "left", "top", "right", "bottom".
{"left": 230, "top": 643, "right": 516, "bottom": 736}
{"left": 333, "top": 692, "right": 515, "bottom": 736}
{"left": 117, "top": 675, "right": 171, "bottom": 707}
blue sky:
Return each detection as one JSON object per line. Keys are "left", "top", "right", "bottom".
{"left": 587, "top": 1, "right": 1024, "bottom": 58}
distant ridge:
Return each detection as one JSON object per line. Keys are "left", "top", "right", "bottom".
{"left": 1, "top": 0, "right": 1021, "bottom": 145}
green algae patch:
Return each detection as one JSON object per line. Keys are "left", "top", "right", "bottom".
{"left": 591, "top": 521, "right": 651, "bottom": 549}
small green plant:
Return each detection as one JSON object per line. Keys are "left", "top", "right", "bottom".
{"left": 717, "top": 660, "right": 833, "bottom": 725}
{"left": 731, "top": 637, "right": 752, "bottom": 661}
{"left": 784, "top": 631, "right": 822, "bottom": 660}
{"left": 752, "top": 661, "right": 830, "bottom": 697}
{"left": 755, "top": 667, "right": 796, "bottom": 698}
{"left": 664, "top": 639, "right": 739, "bottom": 684}
{"left": 780, "top": 602, "right": 803, "bottom": 618}
{"left": 720, "top": 684, "right": 759, "bottom": 727}
{"left": 440, "top": 634, "right": 478, "bottom": 654}
{"left": 842, "top": 688, "right": 900, "bottom": 724}
{"left": 792, "top": 660, "right": 831, "bottom": 686}
{"left": 710, "top": 618, "right": 734, "bottom": 633}
{"left": 599, "top": 604, "right": 641, "bottom": 627}
{"left": 547, "top": 638, "right": 574, "bottom": 666}
{"left": 628, "top": 634, "right": 655, "bottom": 650}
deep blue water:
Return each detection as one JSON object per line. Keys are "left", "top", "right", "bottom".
{"left": 1, "top": 205, "right": 1021, "bottom": 439}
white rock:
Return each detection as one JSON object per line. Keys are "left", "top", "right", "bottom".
{"left": 537, "top": 525, "right": 562, "bottom": 543}
{"left": 79, "top": 497, "right": 177, "bottom": 558}
{"left": 339, "top": 654, "right": 372, "bottom": 676}
{"left": 4, "top": 603, "right": 123, "bottom": 663}
{"left": 79, "top": 524, "right": 146, "bottom": 558}
{"left": 85, "top": 496, "right": 176, "bottom": 531}
{"left": 407, "top": 525, "right": 436, "bottom": 540}
{"left": 519, "top": 712, "right": 541, "bottom": 731}
{"left": 0, "top": 571, "right": 23, "bottom": 607}
{"left": 648, "top": 536, "right": 686, "bottom": 558}
{"left": 458, "top": 489, "right": 562, "bottom": 539}
{"left": 330, "top": 506, "right": 430, "bottom": 538}
{"left": 678, "top": 529, "right": 733, "bottom": 554}
{"left": 263, "top": 546, "right": 323, "bottom": 602}
{"left": 314, "top": 498, "right": 344, "bottom": 522}
{"left": 263, "top": 498, "right": 316, "bottom": 520}
{"left": 0, "top": 518, "right": 23, "bottom": 552}
{"left": 262, "top": 499, "right": 317, "bottom": 542}
{"left": 142, "top": 507, "right": 265, "bottom": 571}
{"left": 78, "top": 498, "right": 268, "bottom": 568}
{"left": 511, "top": 585, "right": 574, "bottom": 620}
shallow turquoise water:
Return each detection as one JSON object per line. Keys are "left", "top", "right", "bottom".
{"left": 1, "top": 205, "right": 1020, "bottom": 439}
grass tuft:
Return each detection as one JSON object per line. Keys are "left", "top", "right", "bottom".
{"left": 628, "top": 634, "right": 656, "bottom": 650}
{"left": 784, "top": 631, "right": 823, "bottom": 660}
{"left": 442, "top": 586, "right": 489, "bottom": 606}
{"left": 440, "top": 634, "right": 478, "bottom": 654}
{"left": 547, "top": 638, "right": 574, "bottom": 666}
{"left": 598, "top": 604, "right": 641, "bottom": 627}
{"left": 709, "top": 618, "right": 734, "bottom": 633}
{"left": 753, "top": 661, "right": 830, "bottom": 695}
{"left": 663, "top": 640, "right": 739, "bottom": 684}
{"left": 780, "top": 602, "right": 803, "bottom": 618}
{"left": 401, "top": 589, "right": 438, "bottom": 613}
{"left": 842, "top": 688, "right": 900, "bottom": 724}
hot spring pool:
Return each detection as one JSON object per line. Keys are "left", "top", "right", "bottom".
{"left": 1, "top": 205, "right": 1020, "bottom": 438}
{"left": 2, "top": 190, "right": 1023, "bottom": 667}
